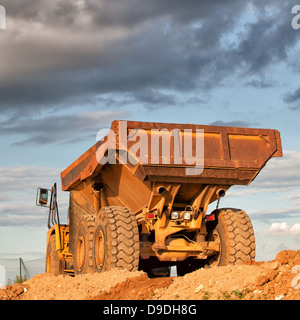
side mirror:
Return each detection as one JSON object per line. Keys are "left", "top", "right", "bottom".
{"left": 36, "top": 188, "right": 50, "bottom": 207}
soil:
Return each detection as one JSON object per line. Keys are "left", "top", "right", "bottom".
{"left": 1, "top": 249, "right": 300, "bottom": 300}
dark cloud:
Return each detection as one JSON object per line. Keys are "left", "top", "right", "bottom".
{"left": 229, "top": 7, "right": 295, "bottom": 73}
{"left": 132, "top": 89, "right": 176, "bottom": 106}
{"left": 251, "top": 207, "right": 300, "bottom": 222}
{"left": 3, "top": 0, "right": 244, "bottom": 28}
{"left": 0, "top": 165, "right": 69, "bottom": 226}
{"left": 0, "top": 110, "right": 129, "bottom": 145}
{"left": 209, "top": 120, "right": 251, "bottom": 127}
{"left": 283, "top": 87, "right": 300, "bottom": 108}
{"left": 0, "top": 0, "right": 299, "bottom": 116}
{"left": 245, "top": 78, "right": 275, "bottom": 89}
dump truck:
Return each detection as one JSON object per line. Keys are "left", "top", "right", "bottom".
{"left": 36, "top": 120, "right": 282, "bottom": 276}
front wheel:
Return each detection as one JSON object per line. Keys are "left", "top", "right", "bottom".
{"left": 207, "top": 208, "right": 255, "bottom": 266}
{"left": 46, "top": 234, "right": 64, "bottom": 275}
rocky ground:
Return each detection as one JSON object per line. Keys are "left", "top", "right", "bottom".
{"left": 1, "top": 249, "right": 300, "bottom": 300}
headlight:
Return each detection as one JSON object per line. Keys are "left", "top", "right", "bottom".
{"left": 171, "top": 211, "right": 179, "bottom": 220}
{"left": 183, "top": 211, "right": 191, "bottom": 220}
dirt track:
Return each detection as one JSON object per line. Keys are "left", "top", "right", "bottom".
{"left": 1, "top": 249, "right": 300, "bottom": 300}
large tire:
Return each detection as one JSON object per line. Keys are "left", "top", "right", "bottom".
{"left": 93, "top": 206, "right": 140, "bottom": 272}
{"left": 46, "top": 234, "right": 64, "bottom": 275}
{"left": 207, "top": 208, "right": 255, "bottom": 266}
{"left": 74, "top": 215, "right": 96, "bottom": 275}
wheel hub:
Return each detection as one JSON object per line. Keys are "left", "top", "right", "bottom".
{"left": 95, "top": 229, "right": 105, "bottom": 270}
{"left": 76, "top": 235, "right": 85, "bottom": 271}
{"left": 207, "top": 230, "right": 221, "bottom": 267}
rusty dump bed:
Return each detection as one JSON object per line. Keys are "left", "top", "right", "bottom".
{"left": 61, "top": 120, "right": 282, "bottom": 257}
{"left": 61, "top": 120, "right": 282, "bottom": 193}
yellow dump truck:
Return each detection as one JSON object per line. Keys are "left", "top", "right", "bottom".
{"left": 36, "top": 120, "right": 282, "bottom": 276}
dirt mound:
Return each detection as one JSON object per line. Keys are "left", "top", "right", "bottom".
{"left": 0, "top": 269, "right": 145, "bottom": 300}
{"left": 250, "top": 249, "right": 300, "bottom": 300}
{"left": 1, "top": 249, "right": 300, "bottom": 300}
{"left": 0, "top": 283, "right": 28, "bottom": 300}
{"left": 158, "top": 252, "right": 300, "bottom": 300}
{"left": 90, "top": 274, "right": 173, "bottom": 300}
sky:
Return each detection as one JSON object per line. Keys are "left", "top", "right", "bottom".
{"left": 0, "top": 0, "right": 300, "bottom": 263}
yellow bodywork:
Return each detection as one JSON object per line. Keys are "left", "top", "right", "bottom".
{"left": 46, "top": 224, "right": 74, "bottom": 273}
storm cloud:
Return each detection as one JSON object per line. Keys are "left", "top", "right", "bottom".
{"left": 0, "top": 109, "right": 129, "bottom": 145}
{"left": 284, "top": 87, "right": 300, "bottom": 110}
{"left": 0, "top": 0, "right": 299, "bottom": 117}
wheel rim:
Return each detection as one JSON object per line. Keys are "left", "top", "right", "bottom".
{"left": 207, "top": 230, "right": 221, "bottom": 267}
{"left": 76, "top": 235, "right": 85, "bottom": 271}
{"left": 95, "top": 229, "right": 105, "bottom": 270}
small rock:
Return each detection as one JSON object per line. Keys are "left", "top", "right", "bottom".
{"left": 294, "top": 256, "right": 300, "bottom": 266}
{"left": 253, "top": 289, "right": 261, "bottom": 294}
{"left": 262, "top": 260, "right": 280, "bottom": 270}
{"left": 275, "top": 250, "right": 297, "bottom": 264}
{"left": 153, "top": 289, "right": 161, "bottom": 295}
{"left": 255, "top": 275, "right": 269, "bottom": 287}
{"left": 275, "top": 294, "right": 285, "bottom": 300}
{"left": 195, "top": 284, "right": 204, "bottom": 294}
{"left": 255, "top": 268, "right": 277, "bottom": 287}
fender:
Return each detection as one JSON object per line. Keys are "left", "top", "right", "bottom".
{"left": 46, "top": 224, "right": 69, "bottom": 261}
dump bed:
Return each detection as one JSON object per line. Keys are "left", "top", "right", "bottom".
{"left": 61, "top": 120, "right": 282, "bottom": 191}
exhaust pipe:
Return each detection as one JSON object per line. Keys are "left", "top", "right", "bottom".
{"left": 155, "top": 186, "right": 167, "bottom": 196}
{"left": 217, "top": 189, "right": 226, "bottom": 198}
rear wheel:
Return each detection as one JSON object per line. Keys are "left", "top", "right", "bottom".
{"left": 93, "top": 206, "right": 140, "bottom": 272}
{"left": 207, "top": 208, "right": 255, "bottom": 266}
{"left": 46, "top": 234, "right": 63, "bottom": 275}
{"left": 74, "top": 215, "right": 96, "bottom": 275}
